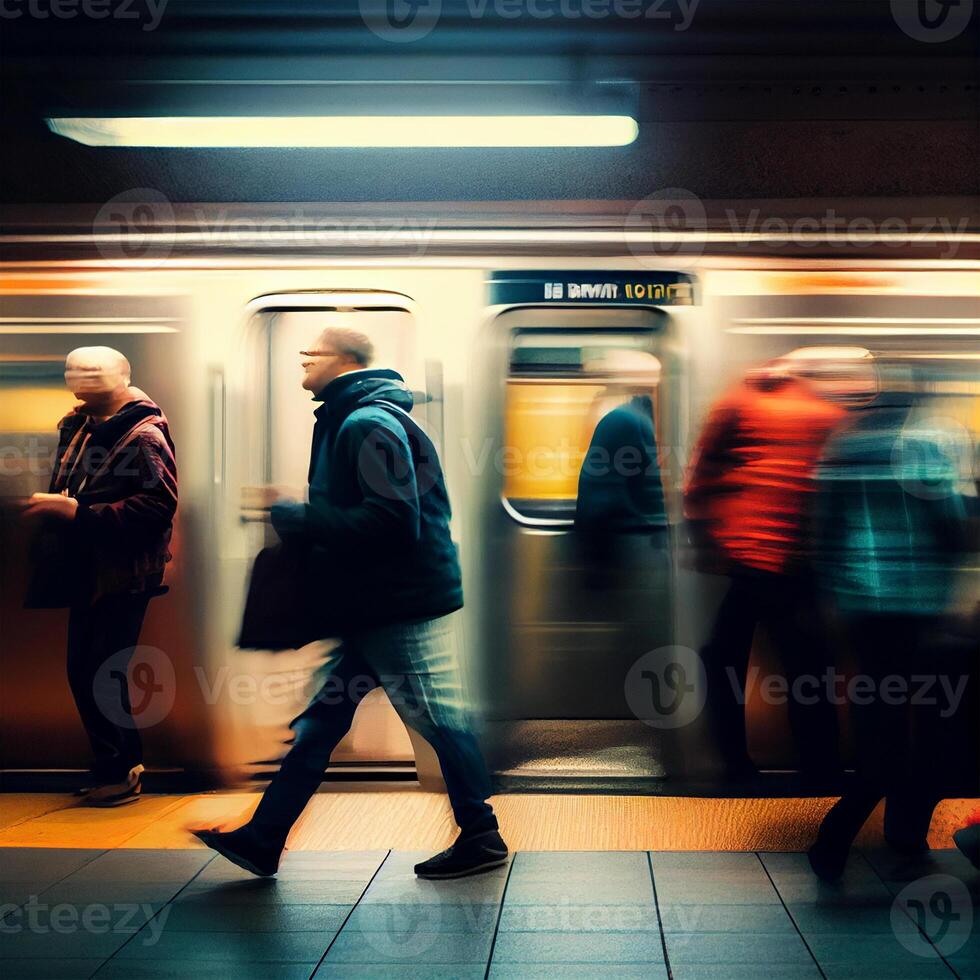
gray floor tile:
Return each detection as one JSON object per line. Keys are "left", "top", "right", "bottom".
{"left": 324, "top": 928, "right": 493, "bottom": 964}
{"left": 0, "top": 849, "right": 104, "bottom": 883}
{"left": 34, "top": 881, "right": 185, "bottom": 906}
{"left": 0, "top": 927, "right": 131, "bottom": 959}
{"left": 94, "top": 960, "right": 318, "bottom": 979}
{"left": 652, "top": 851, "right": 762, "bottom": 872}
{"left": 61, "top": 849, "right": 212, "bottom": 883}
{"left": 670, "top": 964, "right": 822, "bottom": 980}
{"left": 177, "top": 879, "right": 368, "bottom": 905}
{"left": 490, "top": 966, "right": 668, "bottom": 980}
{"left": 0, "top": 883, "right": 46, "bottom": 912}
{"left": 504, "top": 876, "right": 654, "bottom": 906}
{"left": 160, "top": 901, "right": 350, "bottom": 933}
{"left": 345, "top": 900, "right": 498, "bottom": 933}
{"left": 820, "top": 964, "right": 957, "bottom": 980}
{"left": 514, "top": 851, "right": 650, "bottom": 876}
{"left": 113, "top": 928, "right": 330, "bottom": 961}
{"left": 806, "top": 932, "right": 943, "bottom": 964}
{"left": 788, "top": 902, "right": 921, "bottom": 936}
{"left": 498, "top": 903, "right": 659, "bottom": 932}
{"left": 663, "top": 930, "right": 813, "bottom": 965}
{"left": 660, "top": 902, "right": 795, "bottom": 933}
{"left": 0, "top": 959, "right": 105, "bottom": 979}
{"left": 490, "top": 930, "right": 667, "bottom": 964}
{"left": 654, "top": 881, "right": 780, "bottom": 905}
{"left": 316, "top": 965, "right": 487, "bottom": 979}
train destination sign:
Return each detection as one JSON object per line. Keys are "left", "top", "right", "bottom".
{"left": 488, "top": 271, "right": 697, "bottom": 307}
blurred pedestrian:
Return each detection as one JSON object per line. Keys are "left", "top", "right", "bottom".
{"left": 23, "top": 346, "right": 177, "bottom": 806}
{"left": 684, "top": 347, "right": 874, "bottom": 784}
{"left": 194, "top": 327, "right": 507, "bottom": 879}
{"left": 808, "top": 365, "right": 970, "bottom": 880}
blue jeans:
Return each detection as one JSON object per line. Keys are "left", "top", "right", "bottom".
{"left": 249, "top": 612, "right": 497, "bottom": 848}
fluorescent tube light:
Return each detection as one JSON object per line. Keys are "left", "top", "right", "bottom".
{"left": 46, "top": 115, "right": 639, "bottom": 148}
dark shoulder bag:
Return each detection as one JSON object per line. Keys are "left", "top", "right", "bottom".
{"left": 237, "top": 539, "right": 321, "bottom": 650}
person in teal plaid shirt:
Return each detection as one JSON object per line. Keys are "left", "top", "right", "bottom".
{"left": 808, "top": 360, "right": 972, "bottom": 881}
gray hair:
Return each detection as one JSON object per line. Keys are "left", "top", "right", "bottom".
{"left": 318, "top": 327, "right": 374, "bottom": 367}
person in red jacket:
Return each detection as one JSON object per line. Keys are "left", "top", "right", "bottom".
{"left": 684, "top": 347, "right": 874, "bottom": 784}
{"left": 24, "top": 346, "right": 177, "bottom": 807}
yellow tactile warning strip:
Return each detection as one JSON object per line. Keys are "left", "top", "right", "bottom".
{"left": 0, "top": 791, "right": 976, "bottom": 851}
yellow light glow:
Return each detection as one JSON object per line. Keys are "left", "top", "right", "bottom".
{"left": 46, "top": 115, "right": 639, "bottom": 148}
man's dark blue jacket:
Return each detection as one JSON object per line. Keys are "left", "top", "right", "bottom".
{"left": 270, "top": 369, "right": 463, "bottom": 631}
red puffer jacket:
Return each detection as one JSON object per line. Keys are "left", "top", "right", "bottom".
{"left": 684, "top": 373, "right": 844, "bottom": 575}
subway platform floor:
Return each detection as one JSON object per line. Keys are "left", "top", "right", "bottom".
{"left": 0, "top": 791, "right": 978, "bottom": 979}
{"left": 1, "top": 844, "right": 978, "bottom": 980}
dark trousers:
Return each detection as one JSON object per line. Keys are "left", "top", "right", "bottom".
{"left": 67, "top": 590, "right": 154, "bottom": 782}
{"left": 701, "top": 569, "right": 841, "bottom": 778}
{"left": 817, "top": 614, "right": 953, "bottom": 849}
{"left": 250, "top": 612, "right": 498, "bottom": 850}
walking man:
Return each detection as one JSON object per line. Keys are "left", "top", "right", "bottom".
{"left": 24, "top": 346, "right": 178, "bottom": 806}
{"left": 196, "top": 327, "right": 507, "bottom": 879}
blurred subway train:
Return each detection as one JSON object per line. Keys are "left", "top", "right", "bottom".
{"left": 1, "top": 210, "right": 978, "bottom": 794}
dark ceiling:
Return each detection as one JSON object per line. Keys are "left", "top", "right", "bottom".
{"left": 1, "top": 0, "right": 978, "bottom": 205}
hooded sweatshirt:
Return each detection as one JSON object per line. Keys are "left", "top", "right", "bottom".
{"left": 813, "top": 390, "right": 968, "bottom": 616}
{"left": 28, "top": 388, "right": 178, "bottom": 606}
{"left": 270, "top": 368, "right": 463, "bottom": 631}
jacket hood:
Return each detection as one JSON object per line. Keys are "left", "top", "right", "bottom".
{"left": 316, "top": 368, "right": 414, "bottom": 419}
{"left": 61, "top": 388, "right": 174, "bottom": 455}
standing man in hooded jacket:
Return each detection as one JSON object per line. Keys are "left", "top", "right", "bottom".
{"left": 196, "top": 327, "right": 507, "bottom": 879}
{"left": 24, "top": 346, "right": 178, "bottom": 806}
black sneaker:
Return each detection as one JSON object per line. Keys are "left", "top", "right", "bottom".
{"left": 807, "top": 836, "right": 849, "bottom": 883}
{"left": 191, "top": 826, "right": 281, "bottom": 878}
{"left": 953, "top": 823, "right": 979, "bottom": 869}
{"left": 414, "top": 830, "right": 509, "bottom": 880}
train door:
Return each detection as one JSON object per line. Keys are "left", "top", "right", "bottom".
{"left": 234, "top": 292, "right": 436, "bottom": 776}
{"left": 477, "top": 272, "right": 697, "bottom": 788}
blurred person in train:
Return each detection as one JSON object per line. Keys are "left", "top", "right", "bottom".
{"left": 575, "top": 349, "right": 667, "bottom": 556}
{"left": 194, "top": 327, "right": 507, "bottom": 879}
{"left": 808, "top": 361, "right": 973, "bottom": 880}
{"left": 683, "top": 347, "right": 876, "bottom": 786}
{"left": 22, "top": 346, "right": 177, "bottom": 807}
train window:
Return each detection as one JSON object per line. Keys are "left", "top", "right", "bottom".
{"left": 503, "top": 330, "right": 666, "bottom": 525}
{"left": 0, "top": 358, "right": 77, "bottom": 499}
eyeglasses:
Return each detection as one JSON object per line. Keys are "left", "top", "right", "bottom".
{"left": 299, "top": 350, "right": 341, "bottom": 358}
